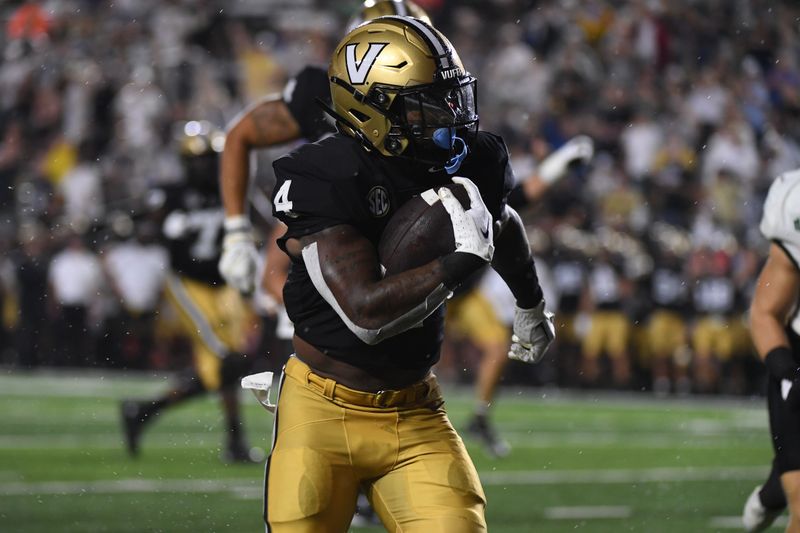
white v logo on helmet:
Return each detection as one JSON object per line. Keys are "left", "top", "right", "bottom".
{"left": 345, "top": 43, "right": 387, "bottom": 85}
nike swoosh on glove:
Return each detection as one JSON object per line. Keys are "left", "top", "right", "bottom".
{"left": 508, "top": 300, "right": 555, "bottom": 364}
{"left": 439, "top": 177, "right": 494, "bottom": 262}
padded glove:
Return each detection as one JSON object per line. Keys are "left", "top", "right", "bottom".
{"left": 218, "top": 216, "right": 260, "bottom": 295}
{"left": 508, "top": 300, "right": 555, "bottom": 364}
{"left": 538, "top": 135, "right": 594, "bottom": 184}
{"left": 439, "top": 176, "right": 494, "bottom": 262}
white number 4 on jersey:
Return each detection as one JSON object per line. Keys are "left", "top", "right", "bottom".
{"left": 274, "top": 180, "right": 293, "bottom": 213}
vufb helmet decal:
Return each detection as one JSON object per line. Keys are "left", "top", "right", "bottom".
{"left": 345, "top": 43, "right": 388, "bottom": 85}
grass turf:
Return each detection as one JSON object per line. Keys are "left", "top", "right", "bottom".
{"left": 0, "top": 371, "right": 780, "bottom": 532}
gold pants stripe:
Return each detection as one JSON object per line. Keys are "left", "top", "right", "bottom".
{"left": 164, "top": 275, "right": 246, "bottom": 390}
{"left": 165, "top": 274, "right": 228, "bottom": 357}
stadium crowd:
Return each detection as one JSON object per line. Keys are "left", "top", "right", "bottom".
{"left": 0, "top": 0, "right": 798, "bottom": 397}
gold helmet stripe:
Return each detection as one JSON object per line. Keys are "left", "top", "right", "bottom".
{"left": 385, "top": 15, "right": 452, "bottom": 70}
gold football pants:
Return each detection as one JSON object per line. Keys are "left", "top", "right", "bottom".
{"left": 264, "top": 356, "right": 487, "bottom": 532}
{"left": 164, "top": 274, "right": 247, "bottom": 390}
{"left": 647, "top": 310, "right": 687, "bottom": 359}
{"left": 446, "top": 289, "right": 510, "bottom": 347}
{"left": 582, "top": 310, "right": 630, "bottom": 359}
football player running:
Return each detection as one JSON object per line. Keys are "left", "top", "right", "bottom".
{"left": 120, "top": 122, "right": 259, "bottom": 463}
{"left": 215, "top": 1, "right": 588, "bottom": 468}
{"left": 742, "top": 169, "right": 800, "bottom": 532}
{"left": 258, "top": 17, "right": 554, "bottom": 531}
{"left": 217, "top": 1, "right": 431, "bottom": 525}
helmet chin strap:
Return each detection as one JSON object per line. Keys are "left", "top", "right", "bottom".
{"left": 433, "top": 128, "right": 468, "bottom": 174}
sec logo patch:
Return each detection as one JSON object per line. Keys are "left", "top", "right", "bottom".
{"left": 367, "top": 186, "right": 390, "bottom": 218}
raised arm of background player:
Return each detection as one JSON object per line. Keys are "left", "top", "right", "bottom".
{"left": 218, "top": 67, "right": 332, "bottom": 294}
{"left": 508, "top": 135, "right": 594, "bottom": 206}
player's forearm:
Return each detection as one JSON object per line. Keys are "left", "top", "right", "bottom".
{"left": 491, "top": 206, "right": 543, "bottom": 308}
{"left": 318, "top": 241, "right": 448, "bottom": 329}
{"left": 750, "top": 309, "right": 790, "bottom": 360}
{"left": 750, "top": 244, "right": 800, "bottom": 359}
{"left": 298, "top": 225, "right": 452, "bottom": 344}
{"left": 220, "top": 125, "right": 251, "bottom": 217}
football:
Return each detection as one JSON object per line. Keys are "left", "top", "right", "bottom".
{"left": 378, "top": 183, "right": 471, "bottom": 275}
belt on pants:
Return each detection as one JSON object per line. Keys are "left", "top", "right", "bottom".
{"left": 285, "top": 356, "right": 435, "bottom": 408}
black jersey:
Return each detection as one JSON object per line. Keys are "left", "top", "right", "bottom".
{"left": 650, "top": 266, "right": 689, "bottom": 313}
{"left": 692, "top": 275, "right": 738, "bottom": 317}
{"left": 552, "top": 258, "right": 585, "bottom": 314}
{"left": 283, "top": 66, "right": 335, "bottom": 142}
{"left": 155, "top": 182, "right": 224, "bottom": 286}
{"left": 588, "top": 261, "right": 624, "bottom": 311}
{"left": 272, "top": 132, "right": 514, "bottom": 373}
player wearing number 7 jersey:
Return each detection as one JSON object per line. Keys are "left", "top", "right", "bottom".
{"left": 119, "top": 121, "right": 261, "bottom": 463}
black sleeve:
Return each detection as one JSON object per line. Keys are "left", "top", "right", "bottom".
{"left": 283, "top": 66, "right": 335, "bottom": 142}
{"left": 463, "top": 131, "right": 515, "bottom": 223}
{"left": 506, "top": 184, "right": 528, "bottom": 210}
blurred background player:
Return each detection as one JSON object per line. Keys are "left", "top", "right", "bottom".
{"left": 103, "top": 220, "right": 168, "bottom": 370}
{"left": 448, "top": 135, "right": 593, "bottom": 457}
{"left": 688, "top": 243, "right": 744, "bottom": 394}
{"left": 742, "top": 169, "right": 800, "bottom": 532}
{"left": 644, "top": 225, "right": 692, "bottom": 396}
{"left": 121, "top": 121, "right": 260, "bottom": 463}
{"left": 580, "top": 246, "right": 633, "bottom": 388}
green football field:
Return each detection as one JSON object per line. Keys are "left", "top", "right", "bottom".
{"left": 0, "top": 370, "right": 784, "bottom": 532}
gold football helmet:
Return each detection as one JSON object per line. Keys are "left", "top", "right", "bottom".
{"left": 174, "top": 120, "right": 225, "bottom": 191}
{"left": 347, "top": 0, "right": 431, "bottom": 32}
{"left": 327, "top": 16, "right": 478, "bottom": 173}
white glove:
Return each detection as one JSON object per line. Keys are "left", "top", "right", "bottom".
{"left": 218, "top": 216, "right": 260, "bottom": 295}
{"left": 538, "top": 135, "right": 594, "bottom": 184}
{"left": 508, "top": 300, "right": 555, "bottom": 364}
{"left": 439, "top": 176, "right": 494, "bottom": 262}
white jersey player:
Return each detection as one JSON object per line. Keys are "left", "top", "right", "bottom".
{"left": 743, "top": 169, "right": 800, "bottom": 532}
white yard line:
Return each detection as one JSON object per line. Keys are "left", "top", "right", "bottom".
{"left": 709, "top": 515, "right": 786, "bottom": 529}
{"left": 0, "top": 465, "right": 769, "bottom": 496}
{"left": 479, "top": 465, "right": 768, "bottom": 485}
{"left": 544, "top": 506, "right": 631, "bottom": 520}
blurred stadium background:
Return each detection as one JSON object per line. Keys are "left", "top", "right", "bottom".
{"left": 0, "top": 0, "right": 798, "bottom": 531}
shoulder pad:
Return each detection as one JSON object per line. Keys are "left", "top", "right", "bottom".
{"left": 473, "top": 131, "right": 508, "bottom": 157}
{"left": 761, "top": 168, "right": 800, "bottom": 269}
{"left": 760, "top": 169, "right": 800, "bottom": 243}
{"left": 283, "top": 65, "right": 334, "bottom": 142}
{"left": 273, "top": 135, "right": 361, "bottom": 185}
{"left": 271, "top": 136, "right": 364, "bottom": 228}
{"left": 283, "top": 65, "right": 328, "bottom": 103}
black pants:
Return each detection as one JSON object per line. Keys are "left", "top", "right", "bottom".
{"left": 56, "top": 305, "right": 91, "bottom": 367}
{"left": 768, "top": 375, "right": 800, "bottom": 474}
